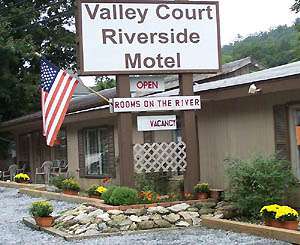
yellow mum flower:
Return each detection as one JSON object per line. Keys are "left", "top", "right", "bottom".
{"left": 275, "top": 206, "right": 298, "bottom": 219}
{"left": 96, "top": 186, "right": 107, "bottom": 194}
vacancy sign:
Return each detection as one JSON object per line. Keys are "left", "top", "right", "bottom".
{"left": 130, "top": 76, "right": 165, "bottom": 92}
{"left": 77, "top": 1, "right": 221, "bottom": 75}
{"left": 111, "top": 96, "right": 201, "bottom": 113}
{"left": 137, "top": 115, "right": 177, "bottom": 131}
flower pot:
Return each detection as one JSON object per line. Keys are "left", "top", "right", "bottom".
{"left": 63, "top": 190, "right": 78, "bottom": 196}
{"left": 269, "top": 220, "right": 284, "bottom": 228}
{"left": 34, "top": 216, "right": 54, "bottom": 227}
{"left": 196, "top": 192, "right": 208, "bottom": 200}
{"left": 281, "top": 220, "right": 299, "bottom": 230}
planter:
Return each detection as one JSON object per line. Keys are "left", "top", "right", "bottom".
{"left": 196, "top": 192, "right": 209, "bottom": 200}
{"left": 15, "top": 180, "right": 29, "bottom": 184}
{"left": 34, "top": 216, "right": 54, "bottom": 227}
{"left": 265, "top": 220, "right": 299, "bottom": 230}
{"left": 281, "top": 220, "right": 299, "bottom": 231}
{"left": 63, "top": 190, "right": 79, "bottom": 196}
{"left": 210, "top": 189, "right": 223, "bottom": 201}
{"left": 88, "top": 194, "right": 101, "bottom": 199}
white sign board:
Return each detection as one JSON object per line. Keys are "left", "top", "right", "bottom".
{"left": 111, "top": 96, "right": 201, "bottom": 113}
{"left": 78, "top": 1, "right": 221, "bottom": 75}
{"left": 130, "top": 76, "right": 165, "bottom": 92}
{"left": 137, "top": 115, "right": 177, "bottom": 131}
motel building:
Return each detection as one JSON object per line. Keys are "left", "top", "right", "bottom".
{"left": 1, "top": 58, "right": 300, "bottom": 205}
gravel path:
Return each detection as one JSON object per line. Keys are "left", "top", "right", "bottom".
{"left": 0, "top": 187, "right": 290, "bottom": 245}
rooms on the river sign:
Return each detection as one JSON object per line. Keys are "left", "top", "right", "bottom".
{"left": 77, "top": 1, "right": 221, "bottom": 75}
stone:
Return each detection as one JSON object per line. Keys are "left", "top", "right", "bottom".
{"left": 198, "top": 208, "right": 215, "bottom": 216}
{"left": 82, "top": 229, "right": 101, "bottom": 236}
{"left": 129, "top": 215, "right": 142, "bottom": 223}
{"left": 215, "top": 205, "right": 238, "bottom": 219}
{"left": 124, "top": 208, "right": 146, "bottom": 216}
{"left": 201, "top": 202, "right": 217, "bottom": 209}
{"left": 137, "top": 220, "right": 154, "bottom": 230}
{"left": 111, "top": 214, "right": 127, "bottom": 223}
{"left": 88, "top": 223, "right": 98, "bottom": 230}
{"left": 175, "top": 221, "right": 190, "bottom": 227}
{"left": 74, "top": 213, "right": 92, "bottom": 224}
{"left": 62, "top": 215, "right": 74, "bottom": 222}
{"left": 74, "top": 227, "right": 88, "bottom": 235}
{"left": 103, "top": 227, "right": 119, "bottom": 233}
{"left": 168, "top": 203, "right": 190, "bottom": 213}
{"left": 213, "top": 211, "right": 224, "bottom": 219}
{"left": 107, "top": 210, "right": 123, "bottom": 215}
{"left": 119, "top": 219, "right": 133, "bottom": 227}
{"left": 187, "top": 207, "right": 199, "bottom": 212}
{"left": 149, "top": 214, "right": 162, "bottom": 221}
{"left": 119, "top": 225, "right": 130, "bottom": 231}
{"left": 153, "top": 219, "right": 172, "bottom": 228}
{"left": 178, "top": 211, "right": 199, "bottom": 221}
{"left": 87, "top": 209, "right": 104, "bottom": 218}
{"left": 68, "top": 224, "right": 80, "bottom": 231}
{"left": 147, "top": 206, "right": 170, "bottom": 215}
{"left": 97, "top": 222, "right": 108, "bottom": 231}
{"left": 97, "top": 213, "right": 111, "bottom": 222}
{"left": 191, "top": 217, "right": 201, "bottom": 226}
{"left": 107, "top": 220, "right": 119, "bottom": 228}
{"left": 129, "top": 222, "right": 137, "bottom": 231}
{"left": 162, "top": 213, "right": 180, "bottom": 223}
{"left": 140, "top": 215, "right": 150, "bottom": 221}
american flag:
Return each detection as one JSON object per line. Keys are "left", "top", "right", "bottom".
{"left": 40, "top": 58, "right": 79, "bottom": 147}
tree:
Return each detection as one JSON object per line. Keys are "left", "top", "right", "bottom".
{"left": 0, "top": 0, "right": 76, "bottom": 121}
{"left": 94, "top": 76, "right": 116, "bottom": 91}
{"left": 292, "top": 0, "right": 300, "bottom": 13}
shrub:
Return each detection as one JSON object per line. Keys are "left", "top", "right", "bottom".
{"left": 135, "top": 172, "right": 171, "bottom": 194}
{"left": 30, "top": 201, "right": 53, "bottom": 217}
{"left": 50, "top": 175, "right": 68, "bottom": 189}
{"left": 193, "top": 183, "right": 209, "bottom": 193}
{"left": 225, "top": 154, "right": 298, "bottom": 219}
{"left": 61, "top": 178, "right": 80, "bottom": 192}
{"left": 101, "top": 185, "right": 117, "bottom": 203}
{"left": 105, "top": 186, "right": 138, "bottom": 205}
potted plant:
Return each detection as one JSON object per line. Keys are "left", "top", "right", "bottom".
{"left": 61, "top": 178, "right": 80, "bottom": 195}
{"left": 275, "top": 205, "right": 299, "bottom": 230}
{"left": 194, "top": 183, "right": 210, "bottom": 200}
{"left": 29, "top": 201, "right": 54, "bottom": 227}
{"left": 260, "top": 204, "right": 281, "bottom": 227}
{"left": 14, "top": 173, "right": 30, "bottom": 183}
{"left": 87, "top": 185, "right": 107, "bottom": 199}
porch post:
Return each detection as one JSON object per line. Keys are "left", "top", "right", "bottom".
{"left": 179, "top": 73, "right": 200, "bottom": 193}
{"left": 116, "top": 75, "right": 134, "bottom": 187}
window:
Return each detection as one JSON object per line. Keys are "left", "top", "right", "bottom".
{"left": 84, "top": 128, "right": 109, "bottom": 176}
{"left": 289, "top": 107, "right": 300, "bottom": 179}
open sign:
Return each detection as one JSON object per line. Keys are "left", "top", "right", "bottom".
{"left": 130, "top": 76, "right": 165, "bottom": 92}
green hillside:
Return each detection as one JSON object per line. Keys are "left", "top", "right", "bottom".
{"left": 222, "top": 18, "right": 300, "bottom": 68}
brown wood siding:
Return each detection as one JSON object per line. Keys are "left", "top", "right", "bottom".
{"left": 78, "top": 129, "right": 85, "bottom": 177}
{"left": 143, "top": 131, "right": 154, "bottom": 143}
{"left": 273, "top": 104, "right": 291, "bottom": 160}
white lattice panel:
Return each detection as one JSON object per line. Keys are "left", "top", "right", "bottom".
{"left": 133, "top": 141, "right": 187, "bottom": 173}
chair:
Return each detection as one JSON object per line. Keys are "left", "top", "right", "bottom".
{"left": 2, "top": 164, "right": 18, "bottom": 181}
{"left": 35, "top": 161, "right": 53, "bottom": 184}
{"left": 50, "top": 160, "right": 68, "bottom": 177}
{"left": 58, "top": 160, "right": 68, "bottom": 175}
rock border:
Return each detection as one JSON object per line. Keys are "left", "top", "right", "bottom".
{"left": 23, "top": 217, "right": 201, "bottom": 241}
{"left": 202, "top": 216, "right": 300, "bottom": 244}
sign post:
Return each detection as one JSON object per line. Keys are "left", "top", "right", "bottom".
{"left": 76, "top": 0, "right": 221, "bottom": 191}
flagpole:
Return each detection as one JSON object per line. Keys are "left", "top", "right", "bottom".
{"left": 35, "top": 52, "right": 111, "bottom": 104}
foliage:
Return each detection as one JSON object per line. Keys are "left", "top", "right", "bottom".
{"left": 49, "top": 175, "right": 68, "bottom": 190}
{"left": 275, "top": 206, "right": 299, "bottom": 221}
{"left": 292, "top": 0, "right": 300, "bottom": 13}
{"left": 193, "top": 183, "right": 210, "bottom": 193}
{"left": 105, "top": 186, "right": 138, "bottom": 206}
{"left": 94, "top": 76, "right": 116, "bottom": 91}
{"left": 222, "top": 20, "right": 300, "bottom": 67}
{"left": 135, "top": 172, "right": 171, "bottom": 195}
{"left": 138, "top": 191, "right": 158, "bottom": 204}
{"left": 61, "top": 178, "right": 80, "bottom": 192}
{"left": 14, "top": 173, "right": 30, "bottom": 182}
{"left": 30, "top": 201, "right": 53, "bottom": 217}
{"left": 101, "top": 185, "right": 117, "bottom": 204}
{"left": 87, "top": 185, "right": 107, "bottom": 197}
{"left": 225, "top": 155, "right": 298, "bottom": 219}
